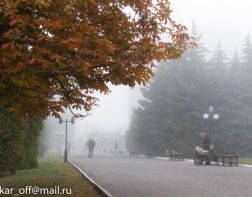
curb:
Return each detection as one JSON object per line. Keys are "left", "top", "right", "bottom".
{"left": 239, "top": 164, "right": 252, "bottom": 168}
{"left": 69, "top": 160, "right": 114, "bottom": 197}
{"left": 154, "top": 156, "right": 252, "bottom": 168}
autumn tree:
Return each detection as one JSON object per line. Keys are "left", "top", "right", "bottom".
{"left": 0, "top": 0, "right": 192, "bottom": 118}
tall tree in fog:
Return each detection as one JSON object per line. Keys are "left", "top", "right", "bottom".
{"left": 127, "top": 26, "right": 208, "bottom": 155}
{"left": 240, "top": 34, "right": 252, "bottom": 122}
{"left": 234, "top": 34, "right": 252, "bottom": 153}
{"left": 240, "top": 34, "right": 252, "bottom": 104}
{"left": 127, "top": 32, "right": 252, "bottom": 156}
{"left": 207, "top": 44, "right": 248, "bottom": 152}
{"left": 241, "top": 34, "right": 252, "bottom": 72}
{"left": 228, "top": 51, "right": 241, "bottom": 79}
{"left": 209, "top": 41, "right": 227, "bottom": 76}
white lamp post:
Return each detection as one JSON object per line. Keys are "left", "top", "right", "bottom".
{"left": 203, "top": 106, "right": 220, "bottom": 134}
{"left": 203, "top": 113, "right": 209, "bottom": 119}
{"left": 213, "top": 114, "right": 219, "bottom": 120}
{"left": 59, "top": 117, "right": 74, "bottom": 163}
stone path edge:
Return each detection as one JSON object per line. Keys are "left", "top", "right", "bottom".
{"left": 69, "top": 159, "right": 114, "bottom": 197}
{"left": 154, "top": 156, "right": 252, "bottom": 168}
{"left": 68, "top": 155, "right": 252, "bottom": 197}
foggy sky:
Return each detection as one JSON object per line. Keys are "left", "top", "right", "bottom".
{"left": 75, "top": 85, "right": 131, "bottom": 133}
{"left": 171, "top": 0, "right": 252, "bottom": 57}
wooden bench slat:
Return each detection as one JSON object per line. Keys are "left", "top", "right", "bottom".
{"left": 216, "top": 154, "right": 239, "bottom": 167}
{"left": 169, "top": 153, "right": 184, "bottom": 161}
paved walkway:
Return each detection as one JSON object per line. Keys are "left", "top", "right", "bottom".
{"left": 71, "top": 155, "right": 252, "bottom": 197}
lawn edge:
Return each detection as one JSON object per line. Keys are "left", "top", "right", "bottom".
{"left": 154, "top": 157, "right": 252, "bottom": 167}
{"left": 68, "top": 160, "right": 113, "bottom": 197}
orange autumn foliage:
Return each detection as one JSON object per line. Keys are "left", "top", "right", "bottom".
{"left": 0, "top": 0, "right": 193, "bottom": 118}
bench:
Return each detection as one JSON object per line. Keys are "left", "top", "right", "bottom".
{"left": 216, "top": 154, "right": 239, "bottom": 166}
{"left": 170, "top": 152, "right": 184, "bottom": 161}
{"left": 145, "top": 152, "right": 155, "bottom": 157}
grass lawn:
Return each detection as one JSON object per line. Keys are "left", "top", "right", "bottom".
{"left": 0, "top": 156, "right": 101, "bottom": 197}
{"left": 239, "top": 157, "right": 252, "bottom": 165}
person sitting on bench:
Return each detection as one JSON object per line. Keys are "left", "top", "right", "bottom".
{"left": 200, "top": 131, "right": 211, "bottom": 165}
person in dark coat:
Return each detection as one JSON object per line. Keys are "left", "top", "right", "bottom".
{"left": 200, "top": 131, "right": 210, "bottom": 150}
{"left": 114, "top": 141, "right": 118, "bottom": 154}
{"left": 200, "top": 131, "right": 211, "bottom": 165}
{"left": 87, "top": 139, "right": 96, "bottom": 159}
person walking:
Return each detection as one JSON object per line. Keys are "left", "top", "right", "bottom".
{"left": 87, "top": 139, "right": 96, "bottom": 159}
{"left": 114, "top": 141, "right": 118, "bottom": 154}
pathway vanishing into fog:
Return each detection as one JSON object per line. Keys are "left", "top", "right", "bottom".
{"left": 70, "top": 155, "right": 252, "bottom": 197}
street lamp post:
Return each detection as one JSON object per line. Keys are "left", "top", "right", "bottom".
{"left": 59, "top": 117, "right": 74, "bottom": 163}
{"left": 203, "top": 106, "right": 219, "bottom": 134}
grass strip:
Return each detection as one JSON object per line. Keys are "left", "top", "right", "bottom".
{"left": 0, "top": 156, "right": 101, "bottom": 197}
{"left": 239, "top": 157, "right": 252, "bottom": 165}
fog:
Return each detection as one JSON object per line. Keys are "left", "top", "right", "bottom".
{"left": 43, "top": 0, "right": 252, "bottom": 155}
{"left": 43, "top": 85, "right": 140, "bottom": 154}
{"left": 172, "top": 0, "right": 252, "bottom": 57}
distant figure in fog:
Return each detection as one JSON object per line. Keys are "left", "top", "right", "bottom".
{"left": 114, "top": 141, "right": 118, "bottom": 154}
{"left": 87, "top": 139, "right": 96, "bottom": 159}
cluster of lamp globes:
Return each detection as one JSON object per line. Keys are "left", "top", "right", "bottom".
{"left": 202, "top": 106, "right": 220, "bottom": 120}
{"left": 203, "top": 113, "right": 220, "bottom": 120}
{"left": 59, "top": 117, "right": 75, "bottom": 124}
